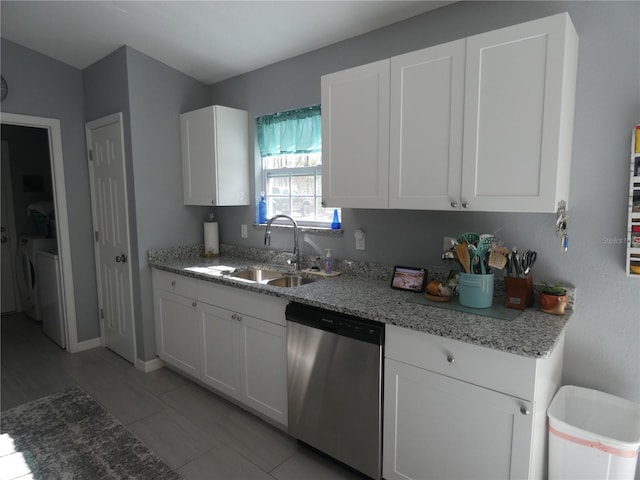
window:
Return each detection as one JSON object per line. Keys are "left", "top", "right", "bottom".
{"left": 257, "top": 105, "right": 338, "bottom": 226}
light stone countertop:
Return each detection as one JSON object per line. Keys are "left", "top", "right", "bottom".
{"left": 148, "top": 244, "right": 573, "bottom": 359}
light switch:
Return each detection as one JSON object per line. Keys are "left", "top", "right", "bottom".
{"left": 241, "top": 224, "right": 248, "bottom": 238}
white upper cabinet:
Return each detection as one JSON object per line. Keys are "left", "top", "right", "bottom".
{"left": 321, "top": 59, "right": 390, "bottom": 209}
{"left": 180, "top": 105, "right": 250, "bottom": 206}
{"left": 389, "top": 39, "right": 466, "bottom": 210}
{"left": 322, "top": 13, "right": 578, "bottom": 213}
{"left": 462, "top": 13, "right": 578, "bottom": 212}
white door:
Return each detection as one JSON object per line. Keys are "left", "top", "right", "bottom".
{"left": 86, "top": 113, "right": 136, "bottom": 363}
{"left": 200, "top": 301, "right": 241, "bottom": 399}
{"left": 1, "top": 141, "right": 18, "bottom": 313}
{"left": 462, "top": 13, "right": 577, "bottom": 212}
{"left": 321, "top": 59, "right": 390, "bottom": 208}
{"left": 240, "top": 314, "right": 288, "bottom": 425}
{"left": 384, "top": 358, "right": 533, "bottom": 480}
{"left": 389, "top": 39, "right": 466, "bottom": 210}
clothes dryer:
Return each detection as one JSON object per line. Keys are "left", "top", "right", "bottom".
{"left": 15, "top": 235, "right": 57, "bottom": 320}
{"left": 37, "top": 249, "right": 66, "bottom": 348}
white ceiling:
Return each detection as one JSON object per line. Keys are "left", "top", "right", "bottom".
{"left": 1, "top": 1, "right": 454, "bottom": 85}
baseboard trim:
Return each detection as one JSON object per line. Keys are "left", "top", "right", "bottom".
{"left": 76, "top": 337, "right": 101, "bottom": 352}
{"left": 135, "top": 357, "right": 164, "bottom": 373}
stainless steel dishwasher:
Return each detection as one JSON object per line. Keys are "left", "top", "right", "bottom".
{"left": 286, "top": 302, "right": 384, "bottom": 480}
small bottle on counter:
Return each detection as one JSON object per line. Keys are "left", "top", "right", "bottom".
{"left": 324, "top": 249, "right": 333, "bottom": 274}
{"left": 258, "top": 192, "right": 268, "bottom": 224}
{"left": 331, "top": 209, "right": 341, "bottom": 229}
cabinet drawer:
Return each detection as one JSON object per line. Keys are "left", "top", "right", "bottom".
{"left": 153, "top": 269, "right": 198, "bottom": 298}
{"left": 385, "top": 324, "right": 536, "bottom": 400}
{"left": 197, "top": 281, "right": 288, "bottom": 326}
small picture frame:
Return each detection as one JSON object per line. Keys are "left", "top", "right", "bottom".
{"left": 390, "top": 266, "right": 428, "bottom": 292}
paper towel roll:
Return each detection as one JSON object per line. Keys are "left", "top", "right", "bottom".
{"left": 204, "top": 222, "right": 219, "bottom": 255}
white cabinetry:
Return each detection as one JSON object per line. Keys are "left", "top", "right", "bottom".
{"left": 180, "top": 105, "right": 249, "bottom": 206}
{"left": 462, "top": 13, "right": 578, "bottom": 212}
{"left": 152, "top": 269, "right": 288, "bottom": 426}
{"left": 321, "top": 59, "right": 390, "bottom": 208}
{"left": 322, "top": 13, "right": 577, "bottom": 213}
{"left": 383, "top": 324, "right": 564, "bottom": 480}
{"left": 389, "top": 39, "right": 466, "bottom": 210}
{"left": 152, "top": 270, "right": 200, "bottom": 378}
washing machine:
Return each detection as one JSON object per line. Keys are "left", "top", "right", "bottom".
{"left": 37, "top": 249, "right": 66, "bottom": 348}
{"left": 15, "top": 235, "right": 57, "bottom": 321}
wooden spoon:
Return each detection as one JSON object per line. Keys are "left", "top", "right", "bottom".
{"left": 455, "top": 243, "right": 471, "bottom": 274}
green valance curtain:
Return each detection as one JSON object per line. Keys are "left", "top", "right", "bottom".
{"left": 257, "top": 105, "right": 321, "bottom": 157}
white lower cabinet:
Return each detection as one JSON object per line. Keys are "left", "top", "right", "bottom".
{"left": 383, "top": 324, "right": 564, "bottom": 480}
{"left": 384, "top": 358, "right": 533, "bottom": 480}
{"left": 199, "top": 301, "right": 287, "bottom": 425}
{"left": 152, "top": 269, "right": 288, "bottom": 426}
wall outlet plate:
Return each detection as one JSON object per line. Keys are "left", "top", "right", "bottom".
{"left": 443, "top": 236, "right": 456, "bottom": 252}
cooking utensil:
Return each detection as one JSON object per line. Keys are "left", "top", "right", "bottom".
{"left": 521, "top": 250, "right": 537, "bottom": 276}
{"left": 512, "top": 247, "right": 522, "bottom": 277}
{"left": 455, "top": 243, "right": 471, "bottom": 273}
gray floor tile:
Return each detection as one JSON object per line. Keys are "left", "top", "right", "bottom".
{"left": 128, "top": 407, "right": 219, "bottom": 469}
{"left": 159, "top": 382, "right": 239, "bottom": 428}
{"left": 91, "top": 380, "right": 168, "bottom": 425}
{"left": 207, "top": 409, "right": 296, "bottom": 472}
{"left": 178, "top": 446, "right": 275, "bottom": 480}
{"left": 271, "top": 447, "right": 365, "bottom": 480}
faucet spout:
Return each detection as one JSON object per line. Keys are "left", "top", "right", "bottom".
{"left": 264, "top": 214, "right": 300, "bottom": 273}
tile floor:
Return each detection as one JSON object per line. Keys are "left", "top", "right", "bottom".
{"left": 1, "top": 313, "right": 365, "bottom": 480}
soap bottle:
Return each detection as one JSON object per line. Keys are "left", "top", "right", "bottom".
{"left": 258, "top": 192, "right": 268, "bottom": 224}
{"left": 324, "top": 249, "right": 333, "bottom": 274}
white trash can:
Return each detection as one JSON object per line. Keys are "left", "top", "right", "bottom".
{"left": 548, "top": 385, "right": 640, "bottom": 480}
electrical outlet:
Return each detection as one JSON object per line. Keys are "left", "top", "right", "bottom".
{"left": 443, "top": 236, "right": 455, "bottom": 252}
{"left": 241, "top": 224, "right": 248, "bottom": 238}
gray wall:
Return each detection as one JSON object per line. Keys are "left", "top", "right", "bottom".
{"left": 1, "top": 38, "right": 100, "bottom": 341}
{"left": 210, "top": 1, "right": 640, "bottom": 403}
{"left": 83, "top": 46, "right": 210, "bottom": 361}
{"left": 125, "top": 47, "right": 209, "bottom": 360}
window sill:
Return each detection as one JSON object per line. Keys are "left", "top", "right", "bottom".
{"left": 253, "top": 224, "right": 343, "bottom": 235}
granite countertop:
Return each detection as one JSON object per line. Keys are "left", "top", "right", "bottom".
{"left": 148, "top": 245, "right": 573, "bottom": 360}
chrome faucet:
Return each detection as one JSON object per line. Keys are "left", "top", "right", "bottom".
{"left": 264, "top": 214, "right": 300, "bottom": 273}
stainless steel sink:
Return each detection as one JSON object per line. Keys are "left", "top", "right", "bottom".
{"left": 267, "top": 276, "right": 317, "bottom": 288}
{"left": 228, "top": 269, "right": 286, "bottom": 282}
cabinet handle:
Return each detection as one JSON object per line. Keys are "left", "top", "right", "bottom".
{"left": 446, "top": 354, "right": 455, "bottom": 364}
{"left": 462, "top": 202, "right": 469, "bottom": 209}
{"left": 171, "top": 280, "right": 176, "bottom": 287}
{"left": 520, "top": 406, "right": 530, "bottom": 415}
{"left": 192, "top": 301, "right": 197, "bottom": 308}
{"left": 450, "top": 201, "right": 458, "bottom": 208}
{"left": 211, "top": 200, "right": 216, "bottom": 205}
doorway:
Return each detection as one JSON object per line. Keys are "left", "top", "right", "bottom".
{"left": 1, "top": 114, "right": 78, "bottom": 352}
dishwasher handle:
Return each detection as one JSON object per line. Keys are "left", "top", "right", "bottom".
{"left": 286, "top": 302, "right": 384, "bottom": 345}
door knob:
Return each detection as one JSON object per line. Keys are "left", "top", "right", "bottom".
{"left": 115, "top": 254, "right": 128, "bottom": 263}
{"left": 1, "top": 236, "right": 7, "bottom": 244}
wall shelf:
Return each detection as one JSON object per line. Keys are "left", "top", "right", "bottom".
{"left": 626, "top": 125, "right": 640, "bottom": 276}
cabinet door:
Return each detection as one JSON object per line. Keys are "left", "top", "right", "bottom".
{"left": 154, "top": 290, "right": 200, "bottom": 378}
{"left": 239, "top": 315, "right": 288, "bottom": 425}
{"left": 199, "top": 302, "right": 241, "bottom": 400}
{"left": 389, "top": 40, "right": 466, "bottom": 210}
{"left": 181, "top": 106, "right": 217, "bottom": 206}
{"left": 383, "top": 359, "right": 533, "bottom": 480}
{"left": 462, "top": 13, "right": 577, "bottom": 212}
{"left": 321, "top": 59, "right": 390, "bottom": 208}
{"left": 180, "top": 106, "right": 249, "bottom": 206}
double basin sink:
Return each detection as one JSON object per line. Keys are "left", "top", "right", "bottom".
{"left": 226, "top": 268, "right": 316, "bottom": 288}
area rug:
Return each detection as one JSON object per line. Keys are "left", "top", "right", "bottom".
{"left": 0, "top": 386, "right": 181, "bottom": 479}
